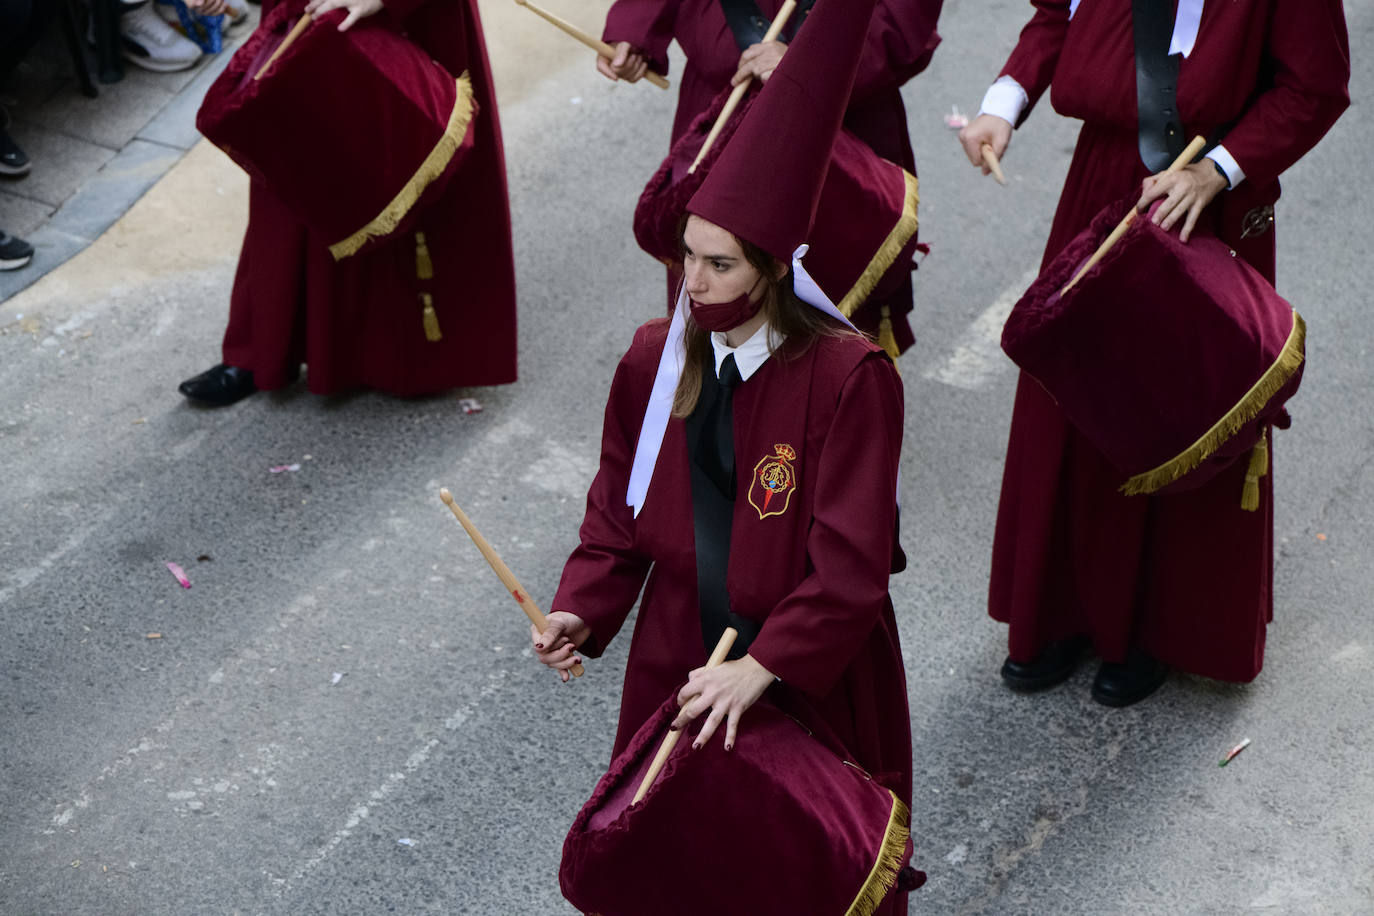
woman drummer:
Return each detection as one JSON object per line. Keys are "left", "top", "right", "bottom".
{"left": 532, "top": 0, "right": 918, "bottom": 909}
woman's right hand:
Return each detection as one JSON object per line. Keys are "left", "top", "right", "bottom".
{"left": 958, "top": 114, "right": 1013, "bottom": 176}
{"left": 531, "top": 611, "right": 591, "bottom": 683}
{"left": 596, "top": 42, "right": 649, "bottom": 83}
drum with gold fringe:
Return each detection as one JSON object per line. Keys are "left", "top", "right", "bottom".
{"left": 560, "top": 693, "right": 916, "bottom": 916}
{"left": 633, "top": 85, "right": 921, "bottom": 359}
{"left": 1001, "top": 195, "right": 1306, "bottom": 505}
{"left": 196, "top": 4, "right": 479, "bottom": 261}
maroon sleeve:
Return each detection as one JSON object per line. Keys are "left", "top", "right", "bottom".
{"left": 850, "top": 0, "right": 943, "bottom": 102}
{"left": 602, "top": 0, "right": 679, "bottom": 76}
{"left": 998, "top": 0, "right": 1071, "bottom": 126}
{"left": 1215, "top": 0, "right": 1349, "bottom": 188}
{"left": 747, "top": 354, "right": 904, "bottom": 697}
{"left": 550, "top": 328, "right": 660, "bottom": 657}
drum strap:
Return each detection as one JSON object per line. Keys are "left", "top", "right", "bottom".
{"left": 684, "top": 350, "right": 760, "bottom": 660}
{"left": 717, "top": 0, "right": 815, "bottom": 53}
{"left": 1132, "top": 0, "right": 1186, "bottom": 172}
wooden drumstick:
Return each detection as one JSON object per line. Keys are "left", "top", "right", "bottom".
{"left": 687, "top": 0, "right": 797, "bottom": 174}
{"left": 981, "top": 143, "right": 1007, "bottom": 186}
{"left": 1061, "top": 135, "right": 1207, "bottom": 294}
{"left": 513, "top": 0, "right": 670, "bottom": 90}
{"left": 631, "top": 628, "right": 738, "bottom": 805}
{"left": 254, "top": 13, "right": 312, "bottom": 81}
{"left": 438, "top": 488, "right": 585, "bottom": 678}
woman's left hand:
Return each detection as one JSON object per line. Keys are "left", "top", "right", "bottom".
{"left": 671, "top": 654, "right": 775, "bottom": 751}
{"left": 304, "top": 0, "right": 383, "bottom": 31}
{"left": 1136, "top": 160, "right": 1228, "bottom": 243}
{"left": 731, "top": 40, "right": 786, "bottom": 85}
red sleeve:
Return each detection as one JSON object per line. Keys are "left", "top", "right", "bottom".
{"left": 850, "top": 0, "right": 943, "bottom": 102}
{"left": 602, "top": 0, "right": 678, "bottom": 77}
{"left": 747, "top": 354, "right": 904, "bottom": 697}
{"left": 1216, "top": 0, "right": 1349, "bottom": 188}
{"left": 550, "top": 330, "right": 659, "bottom": 657}
{"left": 998, "top": 0, "right": 1071, "bottom": 126}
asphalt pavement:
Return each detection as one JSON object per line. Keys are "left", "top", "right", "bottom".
{"left": 2, "top": 1, "right": 1371, "bottom": 914}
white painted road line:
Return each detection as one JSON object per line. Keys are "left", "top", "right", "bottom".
{"left": 922, "top": 268, "right": 1038, "bottom": 392}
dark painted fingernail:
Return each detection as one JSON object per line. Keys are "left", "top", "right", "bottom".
{"left": 669, "top": 725, "right": 679, "bottom": 732}
{"left": 691, "top": 743, "right": 701, "bottom": 751}
{"left": 724, "top": 743, "right": 733, "bottom": 752}
{"left": 535, "top": 643, "right": 544, "bottom": 650}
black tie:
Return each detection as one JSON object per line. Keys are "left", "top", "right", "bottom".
{"left": 684, "top": 350, "right": 757, "bottom": 659}
{"left": 696, "top": 353, "right": 741, "bottom": 499}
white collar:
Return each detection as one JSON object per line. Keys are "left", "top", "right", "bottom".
{"left": 1067, "top": 0, "right": 1203, "bottom": 58}
{"left": 710, "top": 321, "right": 782, "bottom": 381}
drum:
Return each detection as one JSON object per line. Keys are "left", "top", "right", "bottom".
{"left": 1001, "top": 196, "right": 1305, "bottom": 498}
{"left": 197, "top": 4, "right": 478, "bottom": 260}
{"left": 560, "top": 693, "right": 916, "bottom": 916}
{"left": 634, "top": 85, "right": 920, "bottom": 354}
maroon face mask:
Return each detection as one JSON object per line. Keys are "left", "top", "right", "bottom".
{"left": 688, "top": 278, "right": 765, "bottom": 332}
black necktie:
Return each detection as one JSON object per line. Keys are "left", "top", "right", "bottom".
{"left": 696, "top": 353, "right": 741, "bottom": 499}
{"left": 684, "top": 350, "right": 757, "bottom": 658}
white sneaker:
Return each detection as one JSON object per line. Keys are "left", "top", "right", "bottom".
{"left": 119, "top": 1, "right": 202, "bottom": 72}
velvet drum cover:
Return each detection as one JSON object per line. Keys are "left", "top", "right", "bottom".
{"left": 633, "top": 85, "right": 920, "bottom": 322}
{"left": 560, "top": 694, "right": 913, "bottom": 915}
{"left": 197, "top": 4, "right": 478, "bottom": 260}
{"left": 1001, "top": 197, "right": 1306, "bottom": 497}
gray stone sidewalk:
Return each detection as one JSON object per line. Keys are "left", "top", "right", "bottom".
{"left": 0, "top": 7, "right": 258, "bottom": 301}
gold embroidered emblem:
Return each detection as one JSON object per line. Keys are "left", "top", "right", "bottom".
{"left": 1240, "top": 204, "right": 1274, "bottom": 240}
{"left": 748, "top": 443, "right": 798, "bottom": 520}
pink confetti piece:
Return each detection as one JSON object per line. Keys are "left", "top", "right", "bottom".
{"left": 458, "top": 398, "right": 483, "bottom": 414}
{"left": 269, "top": 463, "right": 302, "bottom": 474}
{"left": 166, "top": 562, "right": 191, "bottom": 589}
{"left": 1218, "top": 737, "right": 1251, "bottom": 767}
{"left": 944, "top": 104, "right": 969, "bottom": 130}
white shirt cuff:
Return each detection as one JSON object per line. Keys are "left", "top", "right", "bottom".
{"left": 1205, "top": 145, "right": 1245, "bottom": 189}
{"left": 979, "top": 76, "right": 1028, "bottom": 127}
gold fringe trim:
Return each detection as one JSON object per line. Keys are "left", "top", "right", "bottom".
{"left": 877, "top": 305, "right": 899, "bottom": 362}
{"left": 844, "top": 791, "right": 911, "bottom": 916}
{"left": 837, "top": 170, "right": 920, "bottom": 319}
{"left": 328, "top": 73, "right": 475, "bottom": 260}
{"left": 1240, "top": 430, "right": 1268, "bottom": 511}
{"left": 1120, "top": 310, "right": 1305, "bottom": 496}
{"left": 421, "top": 292, "right": 442, "bottom": 342}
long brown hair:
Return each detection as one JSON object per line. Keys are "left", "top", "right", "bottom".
{"left": 671, "top": 226, "right": 855, "bottom": 418}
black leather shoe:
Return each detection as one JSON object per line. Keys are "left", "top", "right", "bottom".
{"left": 178, "top": 364, "right": 257, "bottom": 406}
{"left": 1091, "top": 649, "right": 1168, "bottom": 707}
{"left": 1000, "top": 636, "right": 1089, "bottom": 692}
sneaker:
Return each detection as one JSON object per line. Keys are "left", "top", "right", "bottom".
{"left": 0, "top": 125, "right": 29, "bottom": 178}
{"left": 0, "top": 232, "right": 35, "bottom": 271}
{"left": 119, "top": 0, "right": 202, "bottom": 72}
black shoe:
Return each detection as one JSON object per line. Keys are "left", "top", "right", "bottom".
{"left": 0, "top": 231, "right": 34, "bottom": 270}
{"left": 178, "top": 364, "right": 257, "bottom": 406}
{"left": 1000, "top": 636, "right": 1089, "bottom": 692}
{"left": 0, "top": 119, "right": 30, "bottom": 178}
{"left": 1091, "top": 649, "right": 1168, "bottom": 707}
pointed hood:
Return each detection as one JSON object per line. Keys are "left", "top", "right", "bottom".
{"left": 686, "top": 0, "right": 878, "bottom": 262}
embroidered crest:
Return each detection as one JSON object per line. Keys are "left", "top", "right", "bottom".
{"left": 1240, "top": 204, "right": 1274, "bottom": 240}
{"left": 748, "top": 443, "right": 798, "bottom": 520}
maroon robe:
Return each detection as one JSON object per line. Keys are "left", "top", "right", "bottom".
{"left": 989, "top": 0, "right": 1349, "bottom": 680}
{"left": 602, "top": 0, "right": 941, "bottom": 347}
{"left": 554, "top": 319, "right": 913, "bottom": 913}
{"left": 221, "top": 0, "right": 517, "bottom": 395}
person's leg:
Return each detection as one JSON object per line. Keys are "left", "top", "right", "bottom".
{"left": 117, "top": 0, "right": 200, "bottom": 72}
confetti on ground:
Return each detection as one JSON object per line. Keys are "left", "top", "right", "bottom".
{"left": 944, "top": 104, "right": 968, "bottom": 130}
{"left": 166, "top": 562, "right": 191, "bottom": 589}
{"left": 1316, "top": 533, "right": 1327, "bottom": 541}
{"left": 197, "top": 554, "right": 212, "bottom": 562}
{"left": 269, "top": 463, "right": 302, "bottom": 474}
{"left": 458, "top": 398, "right": 483, "bottom": 414}
{"left": 1218, "top": 737, "right": 1251, "bottom": 767}
{"left": 331, "top": 672, "right": 343, "bottom": 685}
{"left": 397, "top": 838, "right": 415, "bottom": 847}
{"left": 146, "top": 633, "right": 163, "bottom": 640}
{"left": 132, "top": 418, "right": 147, "bottom": 425}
